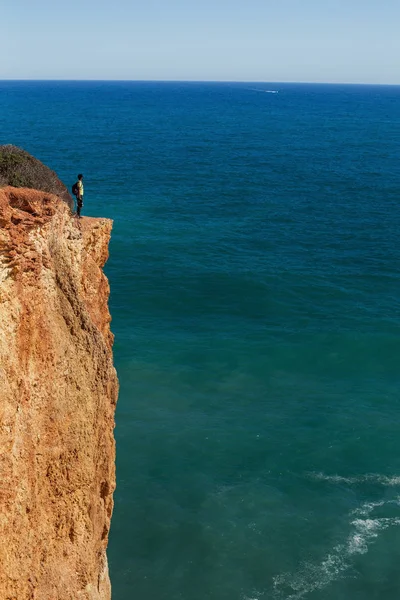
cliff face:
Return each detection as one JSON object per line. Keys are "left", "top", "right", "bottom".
{"left": 0, "top": 187, "right": 118, "bottom": 599}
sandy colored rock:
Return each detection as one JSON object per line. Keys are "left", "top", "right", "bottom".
{"left": 0, "top": 187, "right": 118, "bottom": 599}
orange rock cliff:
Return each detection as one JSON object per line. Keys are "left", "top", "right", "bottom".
{"left": 0, "top": 187, "right": 118, "bottom": 599}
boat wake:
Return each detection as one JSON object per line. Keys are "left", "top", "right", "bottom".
{"left": 248, "top": 88, "right": 279, "bottom": 94}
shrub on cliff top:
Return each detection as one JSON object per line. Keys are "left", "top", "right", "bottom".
{"left": 0, "top": 145, "right": 73, "bottom": 210}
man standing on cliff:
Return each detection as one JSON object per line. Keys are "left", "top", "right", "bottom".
{"left": 75, "top": 174, "right": 84, "bottom": 218}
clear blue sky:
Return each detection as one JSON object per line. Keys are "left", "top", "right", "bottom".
{"left": 2, "top": 0, "right": 399, "bottom": 83}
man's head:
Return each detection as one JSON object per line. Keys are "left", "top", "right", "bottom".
{"left": 78, "top": 174, "right": 83, "bottom": 180}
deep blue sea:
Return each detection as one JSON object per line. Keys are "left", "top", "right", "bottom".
{"left": 1, "top": 81, "right": 400, "bottom": 599}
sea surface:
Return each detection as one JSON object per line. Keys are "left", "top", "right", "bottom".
{"left": 1, "top": 81, "right": 400, "bottom": 599}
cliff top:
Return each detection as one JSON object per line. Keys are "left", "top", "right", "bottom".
{"left": 0, "top": 145, "right": 73, "bottom": 210}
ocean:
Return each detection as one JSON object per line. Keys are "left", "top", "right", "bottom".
{"left": 1, "top": 81, "right": 400, "bottom": 599}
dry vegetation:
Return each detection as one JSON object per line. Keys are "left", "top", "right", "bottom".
{"left": 0, "top": 145, "right": 73, "bottom": 210}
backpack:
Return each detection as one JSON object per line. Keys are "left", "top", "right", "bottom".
{"left": 72, "top": 182, "right": 79, "bottom": 196}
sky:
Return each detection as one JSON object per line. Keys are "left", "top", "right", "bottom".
{"left": 2, "top": 0, "right": 400, "bottom": 83}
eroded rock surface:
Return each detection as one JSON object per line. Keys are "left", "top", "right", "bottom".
{"left": 0, "top": 187, "right": 118, "bottom": 600}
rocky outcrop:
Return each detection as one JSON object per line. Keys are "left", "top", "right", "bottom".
{"left": 0, "top": 186, "right": 118, "bottom": 599}
{"left": 0, "top": 146, "right": 74, "bottom": 210}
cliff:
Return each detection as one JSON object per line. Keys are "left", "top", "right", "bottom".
{"left": 0, "top": 186, "right": 118, "bottom": 599}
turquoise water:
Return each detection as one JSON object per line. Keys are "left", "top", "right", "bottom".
{"left": 1, "top": 81, "right": 400, "bottom": 599}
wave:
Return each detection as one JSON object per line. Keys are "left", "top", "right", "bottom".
{"left": 272, "top": 497, "right": 400, "bottom": 599}
{"left": 307, "top": 472, "right": 400, "bottom": 486}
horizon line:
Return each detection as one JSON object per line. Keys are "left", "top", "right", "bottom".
{"left": 1, "top": 79, "right": 400, "bottom": 87}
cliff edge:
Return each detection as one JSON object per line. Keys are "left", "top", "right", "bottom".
{"left": 0, "top": 186, "right": 118, "bottom": 599}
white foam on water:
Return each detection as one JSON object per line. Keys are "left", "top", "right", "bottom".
{"left": 308, "top": 472, "right": 400, "bottom": 486}
{"left": 243, "top": 592, "right": 265, "bottom": 600}
{"left": 351, "top": 500, "right": 385, "bottom": 517}
{"left": 272, "top": 496, "right": 400, "bottom": 599}
{"left": 347, "top": 517, "right": 400, "bottom": 554}
{"left": 272, "top": 550, "right": 348, "bottom": 600}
